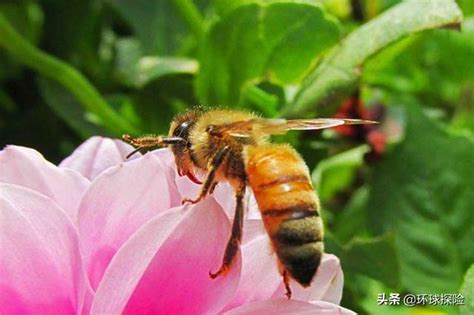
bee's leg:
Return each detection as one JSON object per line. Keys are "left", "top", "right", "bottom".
{"left": 182, "top": 146, "right": 230, "bottom": 205}
{"left": 209, "top": 182, "right": 218, "bottom": 194}
{"left": 283, "top": 270, "right": 292, "bottom": 299}
{"left": 209, "top": 183, "right": 246, "bottom": 278}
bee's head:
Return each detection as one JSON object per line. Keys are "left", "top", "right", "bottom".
{"left": 168, "top": 110, "right": 203, "bottom": 184}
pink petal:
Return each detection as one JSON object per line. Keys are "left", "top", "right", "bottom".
{"left": 241, "top": 219, "right": 268, "bottom": 245}
{"left": 154, "top": 148, "right": 203, "bottom": 201}
{"left": 0, "top": 146, "right": 89, "bottom": 221}
{"left": 0, "top": 184, "right": 93, "bottom": 314}
{"left": 211, "top": 182, "right": 237, "bottom": 218}
{"left": 199, "top": 181, "right": 262, "bottom": 220}
{"left": 149, "top": 149, "right": 184, "bottom": 207}
{"left": 151, "top": 149, "right": 230, "bottom": 210}
{"left": 271, "top": 254, "right": 344, "bottom": 304}
{"left": 223, "top": 219, "right": 281, "bottom": 311}
{"left": 60, "top": 136, "right": 137, "bottom": 180}
{"left": 224, "top": 299, "right": 355, "bottom": 315}
{"left": 77, "top": 153, "right": 174, "bottom": 290}
{"left": 224, "top": 224, "right": 344, "bottom": 309}
{"left": 150, "top": 148, "right": 261, "bottom": 219}
{"left": 91, "top": 198, "right": 241, "bottom": 315}
{"left": 150, "top": 148, "right": 175, "bottom": 166}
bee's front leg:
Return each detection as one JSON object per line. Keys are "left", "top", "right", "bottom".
{"left": 182, "top": 146, "right": 230, "bottom": 205}
{"left": 209, "top": 182, "right": 245, "bottom": 278}
{"left": 209, "top": 182, "right": 219, "bottom": 195}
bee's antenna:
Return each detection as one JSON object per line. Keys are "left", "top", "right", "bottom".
{"left": 125, "top": 147, "right": 144, "bottom": 159}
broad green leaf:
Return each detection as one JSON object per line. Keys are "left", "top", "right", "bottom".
{"left": 114, "top": 38, "right": 198, "bottom": 88}
{"left": 318, "top": 0, "right": 351, "bottom": 20}
{"left": 196, "top": 1, "right": 341, "bottom": 105}
{"left": 133, "top": 74, "right": 197, "bottom": 134}
{"left": 312, "top": 145, "right": 369, "bottom": 203}
{"left": 327, "top": 232, "right": 400, "bottom": 288}
{"left": 113, "top": 38, "right": 142, "bottom": 87}
{"left": 40, "top": 0, "right": 101, "bottom": 60}
{"left": 458, "top": 0, "right": 474, "bottom": 16}
{"left": 364, "top": 18, "right": 474, "bottom": 114}
{"left": 333, "top": 187, "right": 370, "bottom": 243}
{"left": 356, "top": 277, "right": 412, "bottom": 315}
{"left": 0, "top": 13, "right": 139, "bottom": 135}
{"left": 366, "top": 104, "right": 474, "bottom": 294}
{"left": 106, "top": 0, "right": 209, "bottom": 55}
{"left": 107, "top": 0, "right": 185, "bottom": 54}
{"left": 285, "top": 0, "right": 463, "bottom": 117}
{"left": 460, "top": 265, "right": 474, "bottom": 315}
{"left": 135, "top": 57, "right": 197, "bottom": 88}
{"left": 213, "top": 0, "right": 253, "bottom": 16}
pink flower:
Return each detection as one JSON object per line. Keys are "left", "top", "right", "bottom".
{"left": 0, "top": 137, "right": 355, "bottom": 314}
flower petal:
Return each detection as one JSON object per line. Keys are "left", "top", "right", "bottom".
{"left": 60, "top": 136, "right": 136, "bottom": 180}
{"left": 271, "top": 254, "right": 344, "bottom": 304}
{"left": 91, "top": 198, "right": 241, "bottom": 315}
{"left": 224, "top": 299, "right": 355, "bottom": 315}
{"left": 77, "top": 154, "right": 173, "bottom": 290}
{"left": 0, "top": 146, "right": 89, "bottom": 220}
{"left": 0, "top": 183, "right": 93, "bottom": 314}
{"left": 150, "top": 148, "right": 260, "bottom": 219}
{"left": 223, "top": 219, "right": 281, "bottom": 311}
{"left": 154, "top": 148, "right": 202, "bottom": 201}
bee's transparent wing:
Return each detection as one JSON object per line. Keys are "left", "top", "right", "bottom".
{"left": 214, "top": 118, "right": 378, "bottom": 138}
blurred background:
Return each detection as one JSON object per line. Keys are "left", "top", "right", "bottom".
{"left": 0, "top": 0, "right": 473, "bottom": 313}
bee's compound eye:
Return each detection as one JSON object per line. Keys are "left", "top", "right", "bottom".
{"left": 173, "top": 121, "right": 192, "bottom": 139}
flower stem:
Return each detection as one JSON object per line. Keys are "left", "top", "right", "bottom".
{"left": 0, "top": 13, "right": 139, "bottom": 135}
{"left": 171, "top": 0, "right": 205, "bottom": 38}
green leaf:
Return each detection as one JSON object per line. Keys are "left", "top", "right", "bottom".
{"left": 366, "top": 104, "right": 474, "bottom": 294}
{"left": 135, "top": 57, "right": 198, "bottom": 88}
{"left": 460, "top": 265, "right": 474, "bottom": 315}
{"left": 333, "top": 187, "right": 370, "bottom": 243}
{"left": 0, "top": 13, "right": 139, "bottom": 135}
{"left": 356, "top": 277, "right": 411, "bottom": 315}
{"left": 458, "top": 0, "right": 474, "bottom": 16}
{"left": 285, "top": 0, "right": 463, "bottom": 117}
{"left": 114, "top": 38, "right": 198, "bottom": 88}
{"left": 133, "top": 74, "right": 197, "bottom": 134}
{"left": 327, "top": 232, "right": 400, "bottom": 288}
{"left": 40, "top": 0, "right": 100, "bottom": 59}
{"left": 364, "top": 18, "right": 474, "bottom": 112}
{"left": 196, "top": 1, "right": 341, "bottom": 105}
{"left": 107, "top": 0, "right": 204, "bottom": 55}
{"left": 312, "top": 145, "right": 369, "bottom": 203}
{"left": 213, "top": 0, "right": 253, "bottom": 16}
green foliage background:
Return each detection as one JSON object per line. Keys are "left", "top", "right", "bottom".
{"left": 0, "top": 0, "right": 473, "bottom": 313}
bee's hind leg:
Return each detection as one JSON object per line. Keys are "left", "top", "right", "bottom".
{"left": 283, "top": 270, "right": 292, "bottom": 299}
{"left": 209, "top": 183, "right": 246, "bottom": 278}
{"left": 182, "top": 146, "right": 230, "bottom": 205}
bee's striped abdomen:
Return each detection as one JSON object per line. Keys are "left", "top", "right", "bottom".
{"left": 245, "top": 144, "right": 324, "bottom": 286}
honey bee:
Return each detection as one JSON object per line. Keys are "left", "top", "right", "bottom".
{"left": 123, "top": 108, "right": 376, "bottom": 298}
